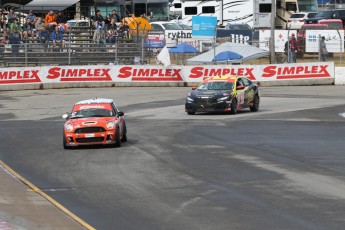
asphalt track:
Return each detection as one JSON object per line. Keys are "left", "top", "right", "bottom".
{"left": 1, "top": 86, "right": 345, "bottom": 230}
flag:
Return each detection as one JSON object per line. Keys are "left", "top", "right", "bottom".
{"left": 156, "top": 46, "right": 171, "bottom": 67}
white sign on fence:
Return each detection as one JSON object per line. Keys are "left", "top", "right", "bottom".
{"left": 305, "top": 30, "right": 344, "bottom": 53}
{"left": 259, "top": 30, "right": 297, "bottom": 52}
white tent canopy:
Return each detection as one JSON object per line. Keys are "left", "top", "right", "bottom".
{"left": 187, "top": 42, "right": 270, "bottom": 64}
{"left": 21, "top": 0, "right": 80, "bottom": 10}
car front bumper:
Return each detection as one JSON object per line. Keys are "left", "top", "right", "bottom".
{"left": 185, "top": 100, "right": 233, "bottom": 113}
{"left": 64, "top": 131, "right": 118, "bottom": 146}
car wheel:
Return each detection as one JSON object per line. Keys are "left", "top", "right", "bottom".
{"left": 121, "top": 123, "right": 127, "bottom": 142}
{"left": 114, "top": 126, "right": 121, "bottom": 148}
{"left": 63, "top": 133, "right": 71, "bottom": 149}
{"left": 250, "top": 94, "right": 260, "bottom": 112}
{"left": 187, "top": 111, "right": 195, "bottom": 115}
{"left": 230, "top": 98, "right": 238, "bottom": 114}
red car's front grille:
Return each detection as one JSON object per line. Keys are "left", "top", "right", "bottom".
{"left": 75, "top": 127, "right": 106, "bottom": 134}
{"left": 76, "top": 137, "right": 104, "bottom": 143}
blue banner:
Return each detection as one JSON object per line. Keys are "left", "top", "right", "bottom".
{"left": 192, "top": 16, "right": 217, "bottom": 37}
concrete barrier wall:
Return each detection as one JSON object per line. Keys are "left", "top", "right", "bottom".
{"left": 0, "top": 62, "right": 337, "bottom": 91}
{"left": 335, "top": 67, "right": 345, "bottom": 85}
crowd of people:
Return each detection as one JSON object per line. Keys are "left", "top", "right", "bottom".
{"left": 92, "top": 9, "right": 132, "bottom": 45}
{"left": 0, "top": 7, "right": 140, "bottom": 56}
{"left": 0, "top": 8, "right": 68, "bottom": 59}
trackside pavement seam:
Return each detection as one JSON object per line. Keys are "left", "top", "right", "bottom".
{"left": 0, "top": 160, "right": 96, "bottom": 230}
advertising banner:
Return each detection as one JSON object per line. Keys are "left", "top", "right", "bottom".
{"left": 259, "top": 30, "right": 297, "bottom": 52}
{"left": 192, "top": 16, "right": 217, "bottom": 38}
{"left": 305, "top": 30, "right": 345, "bottom": 53}
{"left": 0, "top": 62, "right": 334, "bottom": 85}
{"left": 146, "top": 30, "right": 165, "bottom": 48}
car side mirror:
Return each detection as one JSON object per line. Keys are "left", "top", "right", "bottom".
{"left": 236, "top": 85, "right": 245, "bottom": 90}
{"left": 118, "top": 111, "right": 124, "bottom": 116}
{"left": 62, "top": 113, "right": 70, "bottom": 119}
{"left": 192, "top": 86, "right": 197, "bottom": 90}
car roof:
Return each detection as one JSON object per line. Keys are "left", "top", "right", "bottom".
{"left": 203, "top": 75, "right": 239, "bottom": 83}
{"left": 319, "top": 19, "right": 342, "bottom": 22}
{"left": 301, "top": 24, "right": 328, "bottom": 28}
{"left": 75, "top": 98, "right": 114, "bottom": 105}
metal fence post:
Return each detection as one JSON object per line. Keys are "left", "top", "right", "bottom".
{"left": 336, "top": 30, "right": 342, "bottom": 65}
{"left": 141, "top": 35, "right": 144, "bottom": 64}
{"left": 24, "top": 43, "right": 27, "bottom": 67}
{"left": 318, "top": 34, "right": 321, "bottom": 62}
{"left": 68, "top": 31, "right": 71, "bottom": 65}
{"left": 114, "top": 39, "right": 118, "bottom": 65}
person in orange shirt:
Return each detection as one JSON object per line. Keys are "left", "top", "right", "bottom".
{"left": 45, "top": 10, "right": 57, "bottom": 31}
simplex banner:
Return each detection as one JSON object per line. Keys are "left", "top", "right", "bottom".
{"left": 0, "top": 62, "right": 334, "bottom": 85}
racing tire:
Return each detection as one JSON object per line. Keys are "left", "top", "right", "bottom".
{"left": 114, "top": 127, "right": 121, "bottom": 148}
{"left": 121, "top": 124, "right": 127, "bottom": 142}
{"left": 250, "top": 94, "right": 260, "bottom": 112}
{"left": 63, "top": 134, "right": 71, "bottom": 149}
{"left": 230, "top": 98, "right": 238, "bottom": 114}
{"left": 187, "top": 111, "right": 195, "bottom": 115}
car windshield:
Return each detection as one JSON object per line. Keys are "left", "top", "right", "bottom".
{"left": 290, "top": 14, "right": 305, "bottom": 19}
{"left": 70, "top": 109, "right": 114, "bottom": 118}
{"left": 226, "top": 24, "right": 251, "bottom": 30}
{"left": 316, "top": 11, "right": 333, "bottom": 18}
{"left": 198, "top": 81, "right": 233, "bottom": 90}
{"left": 162, "top": 23, "right": 183, "bottom": 30}
{"left": 321, "top": 22, "right": 342, "bottom": 29}
{"left": 67, "top": 21, "right": 76, "bottom": 27}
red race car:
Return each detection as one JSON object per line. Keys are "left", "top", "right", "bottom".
{"left": 62, "top": 98, "right": 127, "bottom": 149}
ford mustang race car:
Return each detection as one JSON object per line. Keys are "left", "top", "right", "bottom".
{"left": 185, "top": 76, "right": 259, "bottom": 115}
{"left": 62, "top": 98, "right": 127, "bottom": 149}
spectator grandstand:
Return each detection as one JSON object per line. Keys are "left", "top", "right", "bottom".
{"left": 0, "top": 6, "right": 148, "bottom": 67}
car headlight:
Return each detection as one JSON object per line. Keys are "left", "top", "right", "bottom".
{"left": 106, "top": 121, "right": 115, "bottom": 129}
{"left": 186, "top": 97, "right": 194, "bottom": 102}
{"left": 217, "top": 96, "right": 229, "bottom": 101}
{"left": 65, "top": 123, "right": 73, "bottom": 132}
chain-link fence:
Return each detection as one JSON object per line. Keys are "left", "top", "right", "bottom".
{"left": 0, "top": 27, "right": 344, "bottom": 67}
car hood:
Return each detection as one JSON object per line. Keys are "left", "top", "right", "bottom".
{"left": 66, "top": 117, "right": 116, "bottom": 128}
{"left": 190, "top": 90, "right": 233, "bottom": 98}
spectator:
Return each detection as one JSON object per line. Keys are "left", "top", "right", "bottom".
{"left": 35, "top": 17, "right": 46, "bottom": 38}
{"left": 26, "top": 10, "right": 37, "bottom": 26}
{"left": 0, "top": 30, "right": 9, "bottom": 44}
{"left": 282, "top": 36, "right": 292, "bottom": 63}
{"left": 51, "top": 26, "right": 65, "bottom": 50}
{"left": 119, "top": 21, "right": 130, "bottom": 39}
{"left": 7, "top": 8, "right": 17, "bottom": 24}
{"left": 39, "top": 25, "right": 50, "bottom": 46}
{"left": 9, "top": 19, "right": 22, "bottom": 38}
{"left": 111, "top": 10, "right": 121, "bottom": 30}
{"left": 45, "top": 10, "right": 57, "bottom": 31}
{"left": 56, "top": 10, "right": 67, "bottom": 24}
{"left": 93, "top": 23, "right": 106, "bottom": 44}
{"left": 106, "top": 28, "right": 118, "bottom": 44}
{"left": 141, "top": 12, "right": 149, "bottom": 21}
{"left": 0, "top": 9, "right": 7, "bottom": 31}
{"left": 22, "top": 18, "right": 35, "bottom": 42}
{"left": 289, "top": 33, "right": 300, "bottom": 63}
{"left": 94, "top": 10, "right": 105, "bottom": 29}
{"left": 0, "top": 29, "right": 9, "bottom": 53}
{"left": 9, "top": 28, "right": 21, "bottom": 61}
{"left": 320, "top": 36, "right": 328, "bottom": 62}
{"left": 105, "top": 14, "right": 112, "bottom": 30}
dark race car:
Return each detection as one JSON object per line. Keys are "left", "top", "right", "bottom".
{"left": 185, "top": 75, "right": 260, "bottom": 115}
